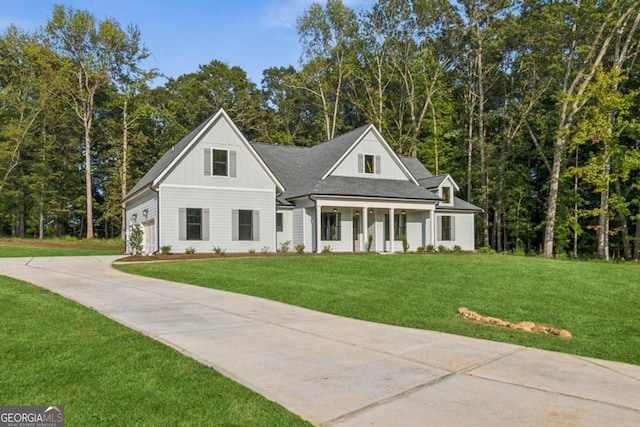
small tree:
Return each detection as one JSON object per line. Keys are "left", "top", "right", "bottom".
{"left": 128, "top": 224, "right": 143, "bottom": 255}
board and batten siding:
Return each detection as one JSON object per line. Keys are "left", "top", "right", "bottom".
{"left": 331, "top": 131, "right": 411, "bottom": 181}
{"left": 126, "top": 190, "right": 158, "bottom": 228}
{"left": 162, "top": 117, "right": 274, "bottom": 191}
{"left": 159, "top": 185, "right": 275, "bottom": 253}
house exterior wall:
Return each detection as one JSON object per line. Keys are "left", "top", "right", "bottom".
{"left": 159, "top": 185, "right": 275, "bottom": 253}
{"left": 276, "top": 207, "right": 293, "bottom": 251}
{"left": 435, "top": 211, "right": 476, "bottom": 251}
{"left": 331, "top": 131, "right": 412, "bottom": 181}
{"left": 125, "top": 190, "right": 158, "bottom": 254}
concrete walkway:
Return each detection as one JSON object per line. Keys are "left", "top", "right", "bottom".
{"left": 1, "top": 256, "right": 639, "bottom": 426}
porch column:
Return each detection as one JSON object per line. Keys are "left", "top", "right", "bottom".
{"left": 430, "top": 208, "right": 437, "bottom": 247}
{"left": 316, "top": 204, "right": 322, "bottom": 253}
{"left": 389, "top": 208, "right": 395, "bottom": 253}
{"left": 362, "top": 207, "right": 369, "bottom": 252}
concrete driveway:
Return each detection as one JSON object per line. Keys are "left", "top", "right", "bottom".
{"left": 1, "top": 256, "right": 639, "bottom": 426}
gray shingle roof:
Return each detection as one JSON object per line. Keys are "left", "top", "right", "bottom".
{"left": 308, "top": 176, "right": 440, "bottom": 200}
{"left": 400, "top": 156, "right": 434, "bottom": 180}
{"left": 125, "top": 113, "right": 215, "bottom": 201}
{"left": 417, "top": 175, "right": 448, "bottom": 189}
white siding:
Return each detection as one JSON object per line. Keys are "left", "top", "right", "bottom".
{"left": 125, "top": 190, "right": 158, "bottom": 253}
{"left": 159, "top": 185, "right": 275, "bottom": 253}
{"left": 163, "top": 116, "right": 274, "bottom": 190}
{"left": 276, "top": 208, "right": 293, "bottom": 251}
{"left": 435, "top": 212, "right": 475, "bottom": 250}
{"left": 331, "top": 131, "right": 412, "bottom": 181}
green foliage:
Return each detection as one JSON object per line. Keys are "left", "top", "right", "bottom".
{"left": 452, "top": 245, "right": 463, "bottom": 253}
{"left": 160, "top": 245, "right": 172, "bottom": 255}
{"left": 128, "top": 224, "right": 143, "bottom": 256}
{"left": 295, "top": 244, "right": 305, "bottom": 254}
{"left": 437, "top": 245, "right": 448, "bottom": 253}
{"left": 184, "top": 246, "right": 196, "bottom": 255}
{"left": 279, "top": 240, "right": 292, "bottom": 253}
{"left": 322, "top": 245, "right": 333, "bottom": 253}
{"left": 425, "top": 244, "right": 435, "bottom": 253}
{"left": 248, "top": 248, "right": 256, "bottom": 254}
{"left": 367, "top": 234, "right": 373, "bottom": 252}
{"left": 401, "top": 235, "right": 409, "bottom": 253}
{"left": 212, "top": 246, "right": 226, "bottom": 255}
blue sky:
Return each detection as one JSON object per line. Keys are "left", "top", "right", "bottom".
{"left": 1, "top": 0, "right": 370, "bottom": 86}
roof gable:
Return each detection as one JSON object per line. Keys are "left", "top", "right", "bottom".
{"left": 323, "top": 126, "right": 418, "bottom": 184}
{"left": 125, "top": 109, "right": 283, "bottom": 202}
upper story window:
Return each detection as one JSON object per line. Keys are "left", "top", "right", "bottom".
{"left": 441, "top": 186, "right": 451, "bottom": 204}
{"left": 358, "top": 154, "right": 380, "bottom": 175}
{"left": 204, "top": 148, "right": 236, "bottom": 177}
{"left": 364, "top": 155, "right": 375, "bottom": 174}
{"left": 212, "top": 149, "right": 228, "bottom": 176}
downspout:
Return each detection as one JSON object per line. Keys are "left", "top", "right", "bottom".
{"left": 151, "top": 185, "right": 160, "bottom": 253}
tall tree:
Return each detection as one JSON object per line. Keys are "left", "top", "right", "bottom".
{"left": 297, "top": 0, "right": 359, "bottom": 140}
{"left": 45, "top": 4, "right": 142, "bottom": 238}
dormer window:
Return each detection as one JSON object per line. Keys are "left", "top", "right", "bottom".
{"left": 442, "top": 186, "right": 451, "bottom": 204}
{"left": 358, "top": 153, "right": 380, "bottom": 175}
{"left": 364, "top": 155, "right": 374, "bottom": 174}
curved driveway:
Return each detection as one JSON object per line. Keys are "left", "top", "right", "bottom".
{"left": 1, "top": 256, "right": 639, "bottom": 426}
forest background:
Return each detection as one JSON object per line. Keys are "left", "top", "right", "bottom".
{"left": 1, "top": 0, "right": 640, "bottom": 260}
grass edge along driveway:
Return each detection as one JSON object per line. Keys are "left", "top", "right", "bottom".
{"left": 0, "top": 275, "right": 311, "bottom": 427}
{"left": 116, "top": 253, "right": 640, "bottom": 366}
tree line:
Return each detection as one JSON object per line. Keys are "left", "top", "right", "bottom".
{"left": 1, "top": 1, "right": 640, "bottom": 260}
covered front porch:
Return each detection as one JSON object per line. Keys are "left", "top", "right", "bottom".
{"left": 311, "top": 197, "right": 437, "bottom": 253}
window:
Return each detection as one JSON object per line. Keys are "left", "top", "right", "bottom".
{"left": 212, "top": 149, "right": 228, "bottom": 176}
{"left": 442, "top": 186, "right": 451, "bottom": 204}
{"left": 276, "top": 213, "right": 283, "bottom": 232}
{"left": 204, "top": 148, "right": 236, "bottom": 177}
{"left": 358, "top": 153, "right": 380, "bottom": 174}
{"left": 384, "top": 213, "right": 407, "bottom": 241}
{"left": 321, "top": 212, "right": 341, "bottom": 241}
{"left": 186, "top": 208, "right": 202, "bottom": 240}
{"left": 441, "top": 215, "right": 453, "bottom": 241}
{"left": 232, "top": 209, "right": 260, "bottom": 241}
{"left": 364, "top": 154, "right": 375, "bottom": 174}
{"left": 239, "top": 210, "right": 253, "bottom": 240}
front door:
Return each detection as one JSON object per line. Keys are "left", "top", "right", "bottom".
{"left": 353, "top": 213, "right": 361, "bottom": 252}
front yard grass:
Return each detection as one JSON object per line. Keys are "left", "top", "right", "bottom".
{"left": 116, "top": 253, "right": 640, "bottom": 366}
{"left": 0, "top": 275, "right": 310, "bottom": 427}
{"left": 0, "top": 238, "right": 124, "bottom": 257}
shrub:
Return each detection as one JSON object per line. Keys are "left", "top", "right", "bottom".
{"left": 453, "top": 245, "right": 463, "bottom": 253}
{"left": 184, "top": 246, "right": 196, "bottom": 254}
{"left": 322, "top": 245, "right": 333, "bottom": 253}
{"left": 437, "top": 245, "right": 448, "bottom": 252}
{"left": 512, "top": 247, "right": 526, "bottom": 256}
{"left": 128, "top": 224, "right": 143, "bottom": 256}
{"left": 477, "top": 246, "right": 496, "bottom": 254}
{"left": 212, "top": 246, "right": 226, "bottom": 255}
{"left": 367, "top": 234, "right": 373, "bottom": 252}
{"left": 248, "top": 248, "right": 256, "bottom": 254}
{"left": 261, "top": 246, "right": 270, "bottom": 253}
{"left": 402, "top": 235, "right": 410, "bottom": 253}
{"left": 416, "top": 246, "right": 425, "bottom": 253}
{"left": 279, "top": 240, "right": 291, "bottom": 253}
{"left": 425, "top": 244, "right": 435, "bottom": 253}
{"left": 295, "top": 244, "right": 305, "bottom": 254}
{"left": 160, "top": 245, "right": 172, "bottom": 255}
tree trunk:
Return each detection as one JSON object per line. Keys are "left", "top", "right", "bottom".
{"left": 615, "top": 179, "right": 631, "bottom": 260}
{"left": 121, "top": 99, "right": 129, "bottom": 240}
{"left": 84, "top": 122, "right": 94, "bottom": 239}
{"left": 634, "top": 207, "right": 640, "bottom": 261}
{"left": 597, "top": 149, "right": 610, "bottom": 260}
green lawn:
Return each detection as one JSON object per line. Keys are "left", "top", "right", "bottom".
{"left": 116, "top": 253, "right": 640, "bottom": 365}
{"left": 0, "top": 238, "right": 124, "bottom": 257}
{"left": 0, "top": 275, "right": 310, "bottom": 427}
